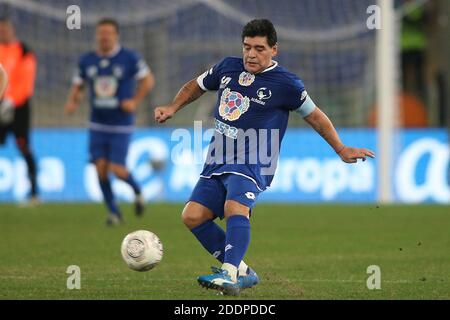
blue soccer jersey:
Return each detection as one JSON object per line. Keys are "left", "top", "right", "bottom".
{"left": 197, "top": 56, "right": 316, "bottom": 191}
{"left": 73, "top": 45, "right": 150, "bottom": 133}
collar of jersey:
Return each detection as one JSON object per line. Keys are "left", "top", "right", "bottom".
{"left": 97, "top": 44, "right": 121, "bottom": 58}
{"left": 259, "top": 60, "right": 278, "bottom": 74}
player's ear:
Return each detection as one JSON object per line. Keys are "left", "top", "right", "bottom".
{"left": 271, "top": 43, "right": 278, "bottom": 57}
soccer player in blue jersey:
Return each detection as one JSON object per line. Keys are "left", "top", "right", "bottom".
{"left": 155, "top": 19, "right": 375, "bottom": 295}
{"left": 65, "top": 18, "right": 154, "bottom": 225}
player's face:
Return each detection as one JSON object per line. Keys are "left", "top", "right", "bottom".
{"left": 242, "top": 36, "right": 278, "bottom": 74}
{"left": 0, "top": 22, "right": 15, "bottom": 44}
{"left": 96, "top": 24, "right": 119, "bottom": 53}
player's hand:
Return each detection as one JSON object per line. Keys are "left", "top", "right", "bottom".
{"left": 64, "top": 101, "right": 78, "bottom": 115}
{"left": 121, "top": 99, "right": 138, "bottom": 113}
{"left": 154, "top": 105, "right": 176, "bottom": 124}
{"left": 338, "top": 146, "right": 375, "bottom": 163}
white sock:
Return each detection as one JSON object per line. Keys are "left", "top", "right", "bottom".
{"left": 238, "top": 261, "right": 249, "bottom": 276}
{"left": 221, "top": 263, "right": 238, "bottom": 282}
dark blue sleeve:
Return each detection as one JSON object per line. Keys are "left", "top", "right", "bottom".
{"left": 129, "top": 51, "right": 150, "bottom": 79}
{"left": 282, "top": 78, "right": 316, "bottom": 116}
{"left": 196, "top": 57, "right": 229, "bottom": 91}
{"left": 72, "top": 55, "right": 87, "bottom": 85}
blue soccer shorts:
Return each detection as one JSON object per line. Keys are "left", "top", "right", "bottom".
{"left": 188, "top": 173, "right": 262, "bottom": 219}
{"left": 89, "top": 130, "right": 131, "bottom": 166}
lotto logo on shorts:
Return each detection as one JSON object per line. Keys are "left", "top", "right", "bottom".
{"left": 245, "top": 192, "right": 256, "bottom": 200}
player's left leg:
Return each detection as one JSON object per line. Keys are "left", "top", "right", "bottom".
{"left": 108, "top": 133, "right": 144, "bottom": 217}
{"left": 13, "top": 104, "right": 39, "bottom": 203}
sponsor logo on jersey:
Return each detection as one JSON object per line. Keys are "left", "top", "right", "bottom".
{"left": 219, "top": 88, "right": 250, "bottom": 121}
{"left": 251, "top": 87, "right": 272, "bottom": 106}
{"left": 112, "top": 65, "right": 124, "bottom": 78}
{"left": 257, "top": 87, "right": 272, "bottom": 100}
{"left": 99, "top": 59, "right": 110, "bottom": 68}
{"left": 220, "top": 76, "right": 232, "bottom": 89}
{"left": 301, "top": 90, "right": 308, "bottom": 101}
{"left": 238, "top": 71, "right": 255, "bottom": 86}
{"left": 87, "top": 65, "right": 98, "bottom": 78}
{"left": 214, "top": 118, "right": 238, "bottom": 139}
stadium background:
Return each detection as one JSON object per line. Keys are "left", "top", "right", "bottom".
{"left": 0, "top": 0, "right": 449, "bottom": 301}
{"left": 0, "top": 0, "right": 449, "bottom": 204}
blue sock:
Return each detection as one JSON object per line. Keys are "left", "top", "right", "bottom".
{"left": 99, "top": 179, "right": 120, "bottom": 216}
{"left": 121, "top": 174, "right": 141, "bottom": 195}
{"left": 191, "top": 220, "right": 226, "bottom": 263}
{"left": 224, "top": 215, "right": 251, "bottom": 268}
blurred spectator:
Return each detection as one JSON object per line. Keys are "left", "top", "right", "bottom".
{"left": 401, "top": 0, "right": 428, "bottom": 104}
{"left": 368, "top": 92, "right": 428, "bottom": 128}
{"left": 0, "top": 17, "right": 39, "bottom": 204}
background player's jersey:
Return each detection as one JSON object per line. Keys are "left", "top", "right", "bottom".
{"left": 197, "top": 56, "right": 315, "bottom": 191}
{"left": 0, "top": 41, "right": 36, "bottom": 108}
{"left": 73, "top": 46, "right": 150, "bottom": 133}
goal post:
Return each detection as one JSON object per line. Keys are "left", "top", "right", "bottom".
{"left": 376, "top": 0, "right": 399, "bottom": 203}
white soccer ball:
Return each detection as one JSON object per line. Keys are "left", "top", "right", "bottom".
{"left": 121, "top": 230, "right": 163, "bottom": 271}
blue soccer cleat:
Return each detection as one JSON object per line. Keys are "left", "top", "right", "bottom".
{"left": 237, "top": 267, "right": 260, "bottom": 290}
{"left": 197, "top": 266, "right": 240, "bottom": 296}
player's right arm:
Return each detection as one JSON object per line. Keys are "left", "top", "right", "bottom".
{"left": 155, "top": 58, "right": 227, "bottom": 124}
{"left": 65, "top": 57, "right": 86, "bottom": 115}
{"left": 64, "top": 83, "right": 84, "bottom": 115}
{"left": 154, "top": 78, "right": 205, "bottom": 124}
{"left": 0, "top": 64, "right": 8, "bottom": 99}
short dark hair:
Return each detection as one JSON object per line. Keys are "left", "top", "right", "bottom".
{"left": 241, "top": 19, "right": 277, "bottom": 47}
{"left": 97, "top": 18, "right": 119, "bottom": 34}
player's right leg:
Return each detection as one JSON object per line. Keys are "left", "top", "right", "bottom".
{"left": 90, "top": 130, "right": 122, "bottom": 225}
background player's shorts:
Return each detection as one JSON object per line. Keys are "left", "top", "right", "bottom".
{"left": 0, "top": 101, "right": 31, "bottom": 147}
{"left": 89, "top": 130, "right": 130, "bottom": 166}
{"left": 188, "top": 173, "right": 262, "bottom": 219}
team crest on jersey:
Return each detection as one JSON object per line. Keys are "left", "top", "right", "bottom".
{"left": 238, "top": 72, "right": 255, "bottom": 86}
{"left": 94, "top": 76, "right": 118, "bottom": 97}
{"left": 219, "top": 88, "right": 250, "bottom": 121}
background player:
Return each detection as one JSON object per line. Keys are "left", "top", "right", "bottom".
{"left": 65, "top": 18, "right": 155, "bottom": 225}
{"left": 155, "top": 19, "right": 375, "bottom": 295}
{"left": 0, "top": 17, "right": 39, "bottom": 205}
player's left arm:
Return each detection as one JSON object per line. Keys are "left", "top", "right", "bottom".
{"left": 121, "top": 54, "right": 155, "bottom": 113}
{"left": 121, "top": 73, "right": 154, "bottom": 113}
{"left": 304, "top": 107, "right": 375, "bottom": 163}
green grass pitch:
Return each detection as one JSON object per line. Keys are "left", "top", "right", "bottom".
{"left": 0, "top": 203, "right": 449, "bottom": 299}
